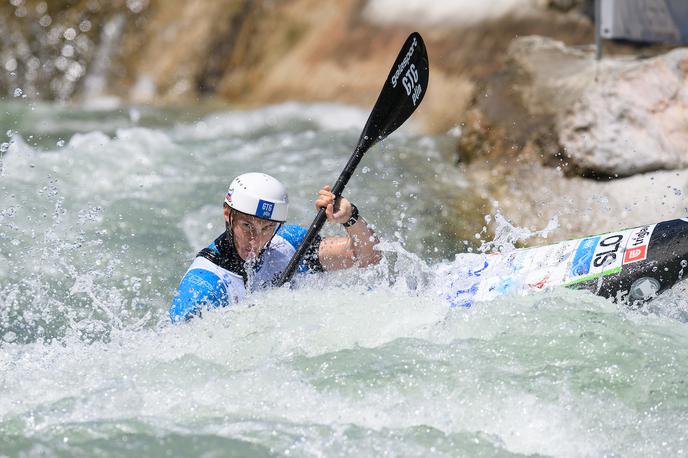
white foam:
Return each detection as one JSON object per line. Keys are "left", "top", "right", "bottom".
{"left": 2, "top": 100, "right": 688, "bottom": 456}
{"left": 174, "top": 102, "right": 369, "bottom": 141}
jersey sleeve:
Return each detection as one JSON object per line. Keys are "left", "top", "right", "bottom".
{"left": 277, "top": 224, "right": 324, "bottom": 273}
{"left": 169, "top": 267, "right": 229, "bottom": 323}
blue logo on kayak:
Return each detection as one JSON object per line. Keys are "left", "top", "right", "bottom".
{"left": 569, "top": 236, "right": 600, "bottom": 277}
{"left": 491, "top": 276, "right": 513, "bottom": 294}
{"left": 467, "top": 260, "right": 489, "bottom": 277}
{"left": 445, "top": 282, "right": 479, "bottom": 308}
{"left": 256, "top": 199, "right": 274, "bottom": 219}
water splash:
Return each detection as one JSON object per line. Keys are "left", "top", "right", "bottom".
{"left": 480, "top": 208, "right": 559, "bottom": 253}
{"left": 1, "top": 101, "right": 687, "bottom": 457}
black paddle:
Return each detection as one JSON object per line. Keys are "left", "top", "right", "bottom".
{"left": 277, "top": 32, "right": 429, "bottom": 286}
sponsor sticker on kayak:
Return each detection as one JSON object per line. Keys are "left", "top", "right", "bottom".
{"left": 622, "top": 224, "right": 656, "bottom": 264}
{"left": 521, "top": 241, "right": 577, "bottom": 289}
{"left": 589, "top": 230, "right": 634, "bottom": 275}
{"left": 565, "top": 229, "right": 634, "bottom": 283}
{"left": 591, "top": 232, "right": 627, "bottom": 270}
{"left": 623, "top": 245, "right": 647, "bottom": 263}
{"left": 569, "top": 236, "right": 600, "bottom": 277}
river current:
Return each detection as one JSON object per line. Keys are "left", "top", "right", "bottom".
{"left": 1, "top": 101, "right": 687, "bottom": 457}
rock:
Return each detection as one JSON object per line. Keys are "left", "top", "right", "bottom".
{"left": 559, "top": 48, "right": 688, "bottom": 176}
{"left": 508, "top": 35, "right": 688, "bottom": 176}
{"left": 454, "top": 35, "right": 688, "bottom": 244}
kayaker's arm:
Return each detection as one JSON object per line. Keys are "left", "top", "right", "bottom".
{"left": 169, "top": 262, "right": 232, "bottom": 323}
{"left": 315, "top": 185, "right": 381, "bottom": 271}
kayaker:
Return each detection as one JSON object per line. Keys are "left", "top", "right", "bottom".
{"left": 169, "top": 172, "right": 381, "bottom": 322}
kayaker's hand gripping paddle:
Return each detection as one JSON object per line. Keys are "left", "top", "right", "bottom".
{"left": 277, "top": 32, "right": 429, "bottom": 286}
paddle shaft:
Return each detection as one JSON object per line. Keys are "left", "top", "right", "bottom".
{"left": 275, "top": 32, "right": 428, "bottom": 287}
{"left": 277, "top": 145, "right": 366, "bottom": 285}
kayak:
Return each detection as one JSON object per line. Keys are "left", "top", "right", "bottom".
{"left": 441, "top": 217, "right": 688, "bottom": 307}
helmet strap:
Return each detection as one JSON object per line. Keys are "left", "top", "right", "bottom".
{"left": 264, "top": 223, "right": 282, "bottom": 251}
{"left": 225, "top": 209, "right": 234, "bottom": 244}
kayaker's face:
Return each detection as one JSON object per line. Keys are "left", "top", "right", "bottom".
{"left": 225, "top": 207, "right": 278, "bottom": 261}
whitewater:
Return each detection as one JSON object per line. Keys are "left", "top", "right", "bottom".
{"left": 1, "top": 101, "right": 687, "bottom": 457}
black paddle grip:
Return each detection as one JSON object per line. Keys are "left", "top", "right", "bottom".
{"left": 278, "top": 207, "right": 328, "bottom": 285}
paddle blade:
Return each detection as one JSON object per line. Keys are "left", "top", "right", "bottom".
{"left": 357, "top": 32, "right": 429, "bottom": 152}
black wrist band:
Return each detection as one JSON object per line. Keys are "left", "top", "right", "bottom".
{"left": 342, "top": 203, "right": 359, "bottom": 228}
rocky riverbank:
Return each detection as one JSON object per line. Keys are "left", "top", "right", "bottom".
{"left": 456, "top": 33, "right": 688, "bottom": 243}
{"left": 0, "top": 0, "right": 594, "bottom": 131}
{"left": 3, "top": 0, "right": 687, "bottom": 244}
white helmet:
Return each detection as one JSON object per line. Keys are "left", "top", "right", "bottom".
{"left": 224, "top": 172, "right": 289, "bottom": 222}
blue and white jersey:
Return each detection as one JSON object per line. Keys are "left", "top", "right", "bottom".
{"left": 169, "top": 225, "right": 322, "bottom": 322}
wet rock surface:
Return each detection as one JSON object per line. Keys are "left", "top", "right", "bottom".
{"left": 451, "top": 33, "right": 688, "bottom": 243}
{"left": 510, "top": 36, "right": 688, "bottom": 177}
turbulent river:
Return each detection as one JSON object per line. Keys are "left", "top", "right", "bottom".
{"left": 1, "top": 101, "right": 687, "bottom": 457}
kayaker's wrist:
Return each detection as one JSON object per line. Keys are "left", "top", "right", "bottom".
{"left": 342, "top": 204, "right": 359, "bottom": 228}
